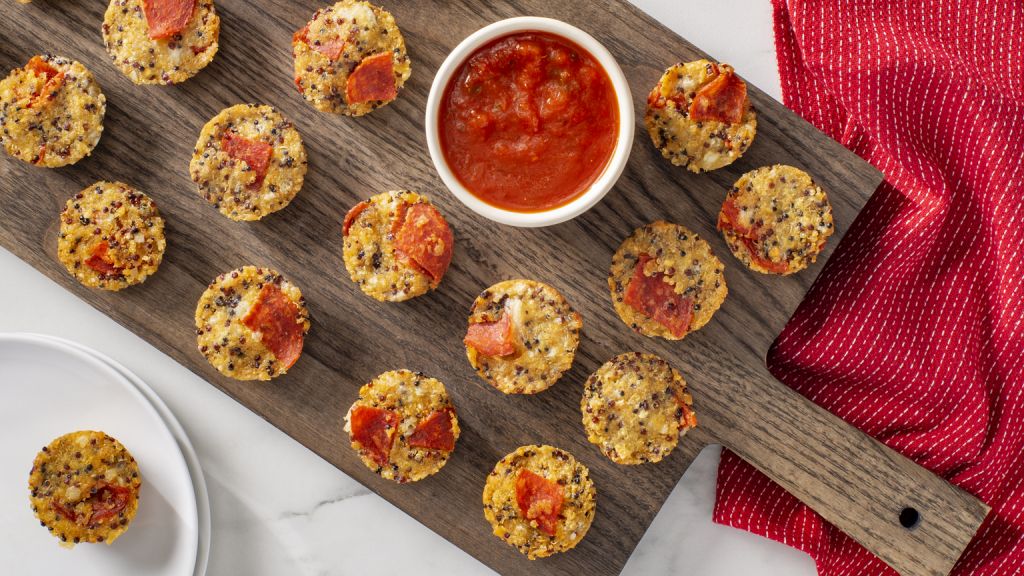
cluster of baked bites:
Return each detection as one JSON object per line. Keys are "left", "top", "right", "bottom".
{"left": 6, "top": 0, "right": 844, "bottom": 561}
{"left": 456, "top": 58, "right": 833, "bottom": 561}
{"left": 3, "top": 0, "right": 410, "bottom": 171}
{"left": 643, "top": 58, "right": 835, "bottom": 277}
{"left": 455, "top": 255, "right": 703, "bottom": 558}
{"left": 0, "top": 0, "right": 422, "bottom": 388}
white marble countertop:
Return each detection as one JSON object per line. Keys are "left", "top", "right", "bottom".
{"left": 0, "top": 1, "right": 819, "bottom": 574}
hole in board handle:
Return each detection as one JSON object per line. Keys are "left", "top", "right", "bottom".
{"left": 899, "top": 507, "right": 920, "bottom": 529}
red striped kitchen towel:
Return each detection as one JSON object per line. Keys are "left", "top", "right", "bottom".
{"left": 713, "top": 0, "right": 1024, "bottom": 574}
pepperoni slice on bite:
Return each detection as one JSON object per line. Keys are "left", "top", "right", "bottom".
{"left": 52, "top": 499, "right": 77, "bottom": 523}
{"left": 647, "top": 87, "right": 665, "bottom": 110}
{"left": 464, "top": 313, "right": 515, "bottom": 357}
{"left": 85, "top": 241, "right": 123, "bottom": 278}
{"left": 316, "top": 38, "right": 347, "bottom": 60}
{"left": 292, "top": 24, "right": 309, "bottom": 47}
{"left": 242, "top": 283, "right": 305, "bottom": 369}
{"left": 741, "top": 237, "right": 789, "bottom": 274}
{"left": 679, "top": 402, "right": 698, "bottom": 428}
{"left": 393, "top": 203, "right": 453, "bottom": 283}
{"left": 294, "top": 23, "right": 346, "bottom": 60}
{"left": 342, "top": 200, "right": 370, "bottom": 236}
{"left": 515, "top": 469, "right": 564, "bottom": 536}
{"left": 720, "top": 200, "right": 789, "bottom": 273}
{"left": 689, "top": 67, "right": 748, "bottom": 124}
{"left": 88, "top": 483, "right": 132, "bottom": 526}
{"left": 717, "top": 197, "right": 753, "bottom": 236}
{"left": 407, "top": 409, "right": 455, "bottom": 452}
{"left": 221, "top": 133, "right": 273, "bottom": 189}
{"left": 346, "top": 52, "right": 397, "bottom": 105}
{"left": 623, "top": 253, "right": 693, "bottom": 338}
{"left": 349, "top": 405, "right": 400, "bottom": 467}
{"left": 26, "top": 56, "right": 59, "bottom": 78}
{"left": 25, "top": 56, "right": 64, "bottom": 109}
{"left": 141, "top": 0, "right": 196, "bottom": 40}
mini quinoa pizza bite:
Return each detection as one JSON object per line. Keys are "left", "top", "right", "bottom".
{"left": 343, "top": 369, "right": 460, "bottom": 483}
{"left": 483, "top": 445, "right": 596, "bottom": 560}
{"left": 645, "top": 59, "right": 756, "bottom": 173}
{"left": 581, "top": 352, "right": 697, "bottom": 465}
{"left": 464, "top": 279, "right": 582, "bottom": 395}
{"left": 102, "top": 0, "right": 220, "bottom": 85}
{"left": 292, "top": 0, "right": 411, "bottom": 116}
{"left": 0, "top": 54, "right": 105, "bottom": 167}
{"left": 608, "top": 221, "right": 727, "bottom": 340}
{"left": 195, "top": 266, "right": 310, "bottom": 380}
{"left": 718, "top": 164, "right": 835, "bottom": 275}
{"left": 190, "top": 103, "right": 308, "bottom": 221}
{"left": 28, "top": 431, "right": 142, "bottom": 546}
{"left": 58, "top": 181, "right": 166, "bottom": 291}
{"left": 342, "top": 190, "right": 454, "bottom": 302}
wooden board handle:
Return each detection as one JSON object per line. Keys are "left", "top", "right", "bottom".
{"left": 696, "top": 362, "right": 990, "bottom": 576}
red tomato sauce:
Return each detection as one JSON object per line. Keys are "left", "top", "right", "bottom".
{"left": 440, "top": 31, "right": 619, "bottom": 213}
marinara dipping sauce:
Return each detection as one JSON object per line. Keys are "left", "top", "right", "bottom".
{"left": 439, "top": 31, "right": 619, "bottom": 213}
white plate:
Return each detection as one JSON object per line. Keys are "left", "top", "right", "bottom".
{"left": 0, "top": 334, "right": 199, "bottom": 576}
{"left": 56, "top": 335, "right": 211, "bottom": 576}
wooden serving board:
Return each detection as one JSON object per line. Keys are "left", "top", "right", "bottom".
{"left": 0, "top": 1, "right": 990, "bottom": 575}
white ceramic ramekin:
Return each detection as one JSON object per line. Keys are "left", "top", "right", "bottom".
{"left": 424, "top": 17, "right": 634, "bottom": 228}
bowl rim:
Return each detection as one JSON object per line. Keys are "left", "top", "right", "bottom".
{"left": 424, "top": 16, "right": 635, "bottom": 228}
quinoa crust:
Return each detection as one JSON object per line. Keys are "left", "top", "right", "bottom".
{"left": 28, "top": 431, "right": 142, "bottom": 546}
{"left": 719, "top": 164, "right": 834, "bottom": 275}
{"left": 608, "top": 221, "right": 727, "bottom": 340}
{"left": 581, "top": 352, "right": 697, "bottom": 465}
{"left": 58, "top": 181, "right": 166, "bottom": 291}
{"left": 102, "top": 0, "right": 220, "bottom": 85}
{"left": 645, "top": 59, "right": 757, "bottom": 173}
{"left": 190, "top": 103, "right": 308, "bottom": 221}
{"left": 465, "top": 279, "right": 582, "bottom": 395}
{"left": 292, "top": 0, "right": 411, "bottom": 115}
{"left": 344, "top": 369, "right": 460, "bottom": 483}
{"left": 342, "top": 190, "right": 450, "bottom": 302}
{"left": 482, "top": 445, "right": 596, "bottom": 560}
{"left": 195, "top": 266, "right": 310, "bottom": 380}
{"left": 0, "top": 54, "right": 105, "bottom": 167}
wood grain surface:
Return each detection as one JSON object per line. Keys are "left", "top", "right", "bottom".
{"left": 0, "top": 1, "right": 988, "bottom": 575}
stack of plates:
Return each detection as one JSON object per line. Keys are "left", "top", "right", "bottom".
{"left": 0, "top": 333, "right": 210, "bottom": 576}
